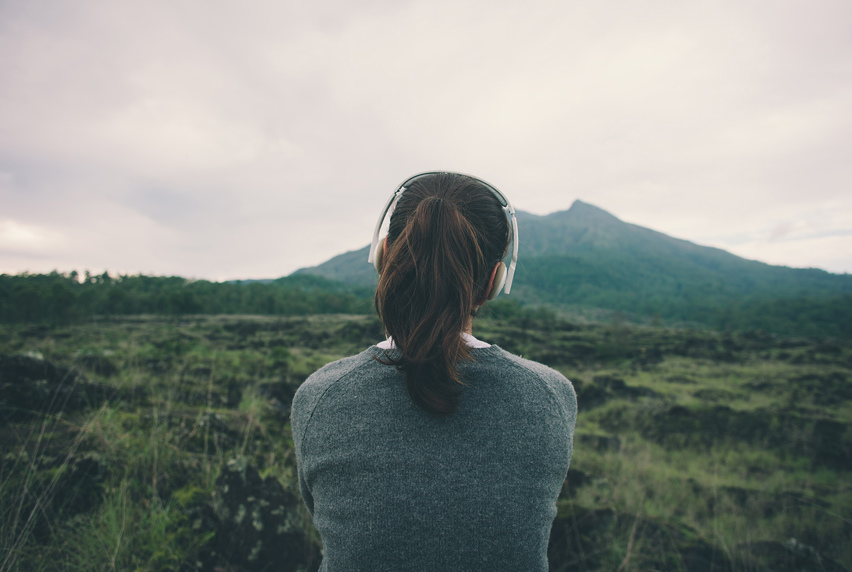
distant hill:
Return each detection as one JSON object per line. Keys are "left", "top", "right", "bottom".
{"left": 293, "top": 246, "right": 377, "bottom": 288}
{"left": 294, "top": 200, "right": 852, "bottom": 338}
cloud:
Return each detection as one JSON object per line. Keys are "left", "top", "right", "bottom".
{"left": 768, "top": 222, "right": 797, "bottom": 241}
{"left": 0, "top": 219, "right": 61, "bottom": 249}
{"left": 0, "top": 0, "right": 849, "bottom": 278}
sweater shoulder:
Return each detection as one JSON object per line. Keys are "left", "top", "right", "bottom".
{"left": 290, "top": 349, "right": 376, "bottom": 447}
{"left": 490, "top": 347, "right": 578, "bottom": 426}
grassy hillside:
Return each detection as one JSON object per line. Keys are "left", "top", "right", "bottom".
{"left": 1, "top": 313, "right": 849, "bottom": 571}
{"left": 514, "top": 253, "right": 852, "bottom": 338}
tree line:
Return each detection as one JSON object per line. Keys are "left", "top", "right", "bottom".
{"left": 3, "top": 269, "right": 850, "bottom": 340}
{"left": 0, "top": 271, "right": 374, "bottom": 325}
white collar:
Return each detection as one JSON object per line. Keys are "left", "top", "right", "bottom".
{"left": 376, "top": 332, "right": 491, "bottom": 350}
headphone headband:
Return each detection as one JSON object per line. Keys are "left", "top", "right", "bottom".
{"left": 368, "top": 171, "right": 519, "bottom": 295}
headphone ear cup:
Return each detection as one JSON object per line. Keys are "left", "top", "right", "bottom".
{"left": 374, "top": 238, "right": 385, "bottom": 274}
{"left": 487, "top": 262, "right": 507, "bottom": 300}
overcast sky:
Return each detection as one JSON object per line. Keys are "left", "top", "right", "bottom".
{"left": 1, "top": 0, "right": 850, "bottom": 281}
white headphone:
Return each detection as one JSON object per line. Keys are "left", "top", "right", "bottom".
{"left": 367, "top": 171, "right": 519, "bottom": 299}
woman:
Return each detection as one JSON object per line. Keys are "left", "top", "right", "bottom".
{"left": 291, "top": 172, "right": 577, "bottom": 571}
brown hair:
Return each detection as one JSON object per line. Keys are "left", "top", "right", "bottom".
{"left": 375, "top": 173, "right": 511, "bottom": 416}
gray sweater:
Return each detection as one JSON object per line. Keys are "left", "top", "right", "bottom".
{"left": 291, "top": 344, "right": 577, "bottom": 571}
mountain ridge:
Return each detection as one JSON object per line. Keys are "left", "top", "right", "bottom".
{"left": 295, "top": 199, "right": 844, "bottom": 282}
{"left": 292, "top": 200, "right": 852, "bottom": 337}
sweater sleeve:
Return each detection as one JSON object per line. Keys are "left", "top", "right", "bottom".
{"left": 535, "top": 365, "right": 577, "bottom": 469}
{"left": 291, "top": 372, "right": 326, "bottom": 516}
{"left": 290, "top": 351, "right": 372, "bottom": 516}
{"left": 502, "top": 352, "right": 578, "bottom": 469}
{"left": 553, "top": 370, "right": 577, "bottom": 468}
{"left": 297, "top": 459, "right": 314, "bottom": 515}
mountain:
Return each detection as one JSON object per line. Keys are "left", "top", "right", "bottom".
{"left": 294, "top": 200, "right": 852, "bottom": 338}
{"left": 293, "top": 245, "right": 376, "bottom": 288}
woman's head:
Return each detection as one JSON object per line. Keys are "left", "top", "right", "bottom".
{"left": 374, "top": 172, "right": 511, "bottom": 416}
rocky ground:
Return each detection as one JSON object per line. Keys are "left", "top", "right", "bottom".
{"left": 0, "top": 315, "right": 849, "bottom": 571}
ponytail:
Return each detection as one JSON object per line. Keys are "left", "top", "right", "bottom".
{"left": 374, "top": 174, "right": 510, "bottom": 416}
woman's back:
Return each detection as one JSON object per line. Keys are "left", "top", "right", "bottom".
{"left": 291, "top": 343, "right": 576, "bottom": 571}
{"left": 292, "top": 172, "right": 577, "bottom": 570}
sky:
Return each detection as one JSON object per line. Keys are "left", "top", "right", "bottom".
{"left": 1, "top": 0, "right": 850, "bottom": 281}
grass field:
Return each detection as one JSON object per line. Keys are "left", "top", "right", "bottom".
{"left": 1, "top": 314, "right": 849, "bottom": 571}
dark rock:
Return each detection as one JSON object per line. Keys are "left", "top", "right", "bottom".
{"left": 760, "top": 490, "right": 831, "bottom": 519}
{"left": 226, "top": 378, "right": 243, "bottom": 408}
{"left": 810, "top": 419, "right": 852, "bottom": 471}
{"left": 205, "top": 330, "right": 228, "bottom": 342}
{"left": 594, "top": 375, "right": 659, "bottom": 399}
{"left": 680, "top": 543, "right": 733, "bottom": 572}
{"left": 718, "top": 485, "right": 751, "bottom": 506}
{"left": 257, "top": 381, "right": 296, "bottom": 418}
{"left": 209, "top": 378, "right": 244, "bottom": 408}
{"left": 562, "top": 342, "right": 597, "bottom": 363}
{"left": 76, "top": 354, "right": 118, "bottom": 377}
{"left": 599, "top": 403, "right": 852, "bottom": 469}
{"left": 660, "top": 405, "right": 767, "bottom": 446}
{"left": 733, "top": 539, "right": 848, "bottom": 572}
{"left": 336, "top": 319, "right": 383, "bottom": 346}
{"left": 575, "top": 374, "right": 660, "bottom": 409}
{"left": 223, "top": 321, "right": 264, "bottom": 337}
{"left": 186, "top": 365, "right": 213, "bottom": 379}
{"left": 667, "top": 375, "right": 697, "bottom": 384}
{"left": 789, "top": 372, "right": 852, "bottom": 405}
{"left": 20, "top": 325, "right": 50, "bottom": 338}
{"left": 777, "top": 339, "right": 811, "bottom": 349}
{"left": 548, "top": 507, "right": 730, "bottom": 571}
{"left": 815, "top": 342, "right": 842, "bottom": 355}
{"left": 270, "top": 318, "right": 309, "bottom": 333}
{"left": 679, "top": 481, "right": 835, "bottom": 522}
{"left": 692, "top": 388, "right": 736, "bottom": 402}
{"left": 0, "top": 354, "right": 110, "bottom": 425}
{"left": 533, "top": 350, "right": 576, "bottom": 367}
{"left": 561, "top": 468, "right": 589, "bottom": 497}
{"left": 143, "top": 356, "right": 173, "bottom": 375}
{"left": 187, "top": 412, "right": 242, "bottom": 454}
{"left": 745, "top": 377, "right": 772, "bottom": 391}
{"left": 51, "top": 454, "right": 107, "bottom": 517}
{"left": 576, "top": 434, "right": 621, "bottom": 453}
{"left": 575, "top": 383, "right": 610, "bottom": 409}
{"left": 548, "top": 507, "right": 617, "bottom": 571}
{"left": 1, "top": 450, "right": 106, "bottom": 542}
{"left": 299, "top": 330, "right": 330, "bottom": 348}
{"left": 593, "top": 375, "right": 626, "bottom": 390}
{"left": 634, "top": 345, "right": 663, "bottom": 366}
{"left": 188, "top": 457, "right": 319, "bottom": 572}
